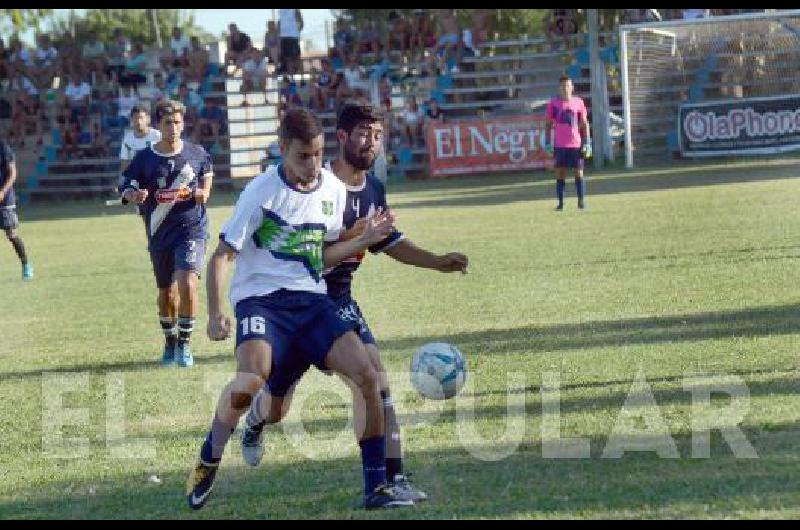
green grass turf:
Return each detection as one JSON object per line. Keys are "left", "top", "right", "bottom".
{"left": 1, "top": 157, "right": 800, "bottom": 519}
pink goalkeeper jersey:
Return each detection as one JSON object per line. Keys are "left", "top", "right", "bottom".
{"left": 546, "top": 96, "right": 587, "bottom": 149}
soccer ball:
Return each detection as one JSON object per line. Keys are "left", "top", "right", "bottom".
{"left": 410, "top": 342, "right": 467, "bottom": 400}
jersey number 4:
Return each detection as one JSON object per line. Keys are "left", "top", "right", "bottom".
{"left": 241, "top": 316, "right": 266, "bottom": 335}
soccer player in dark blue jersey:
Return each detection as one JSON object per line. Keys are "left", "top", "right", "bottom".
{"left": 240, "top": 100, "right": 469, "bottom": 503}
{"left": 119, "top": 100, "right": 214, "bottom": 367}
{"left": 0, "top": 139, "right": 33, "bottom": 280}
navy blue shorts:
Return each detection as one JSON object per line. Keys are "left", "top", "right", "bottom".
{"left": 554, "top": 147, "right": 584, "bottom": 170}
{"left": 235, "top": 290, "right": 358, "bottom": 397}
{"left": 0, "top": 206, "right": 19, "bottom": 230}
{"left": 333, "top": 295, "right": 376, "bottom": 346}
{"left": 149, "top": 238, "right": 206, "bottom": 289}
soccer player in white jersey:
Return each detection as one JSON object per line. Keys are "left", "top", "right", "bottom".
{"left": 239, "top": 100, "right": 469, "bottom": 503}
{"left": 119, "top": 104, "right": 161, "bottom": 222}
{"left": 186, "top": 108, "right": 411, "bottom": 511}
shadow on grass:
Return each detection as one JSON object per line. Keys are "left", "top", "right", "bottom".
{"left": 377, "top": 302, "right": 800, "bottom": 357}
{"left": 4, "top": 420, "right": 800, "bottom": 519}
{"left": 3, "top": 303, "right": 799, "bottom": 383}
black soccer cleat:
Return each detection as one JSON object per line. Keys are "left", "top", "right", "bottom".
{"left": 362, "top": 482, "right": 415, "bottom": 510}
{"left": 186, "top": 459, "right": 219, "bottom": 510}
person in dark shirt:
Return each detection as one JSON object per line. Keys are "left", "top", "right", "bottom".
{"left": 119, "top": 99, "right": 214, "bottom": 367}
{"left": 225, "top": 23, "right": 253, "bottom": 74}
{"left": 0, "top": 139, "right": 33, "bottom": 279}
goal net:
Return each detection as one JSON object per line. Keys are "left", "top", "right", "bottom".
{"left": 619, "top": 10, "right": 800, "bottom": 167}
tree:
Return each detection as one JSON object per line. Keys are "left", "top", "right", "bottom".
{"left": 47, "top": 9, "right": 216, "bottom": 49}
{"left": 330, "top": 9, "right": 551, "bottom": 39}
{"left": 0, "top": 9, "right": 53, "bottom": 35}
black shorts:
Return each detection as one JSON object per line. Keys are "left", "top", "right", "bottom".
{"left": 280, "top": 38, "right": 301, "bottom": 60}
{"left": 0, "top": 206, "right": 18, "bottom": 230}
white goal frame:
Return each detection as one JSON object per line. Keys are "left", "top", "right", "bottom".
{"left": 619, "top": 9, "right": 800, "bottom": 168}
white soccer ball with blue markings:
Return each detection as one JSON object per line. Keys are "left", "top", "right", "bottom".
{"left": 410, "top": 342, "right": 467, "bottom": 400}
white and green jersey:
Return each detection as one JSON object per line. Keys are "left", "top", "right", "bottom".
{"left": 220, "top": 164, "right": 347, "bottom": 308}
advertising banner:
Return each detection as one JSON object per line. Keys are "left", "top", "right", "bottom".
{"left": 679, "top": 95, "right": 800, "bottom": 157}
{"left": 427, "top": 115, "right": 552, "bottom": 177}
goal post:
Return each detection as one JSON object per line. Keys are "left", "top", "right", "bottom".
{"left": 619, "top": 9, "right": 800, "bottom": 168}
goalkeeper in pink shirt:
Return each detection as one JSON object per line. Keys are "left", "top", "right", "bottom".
{"left": 545, "top": 75, "right": 592, "bottom": 210}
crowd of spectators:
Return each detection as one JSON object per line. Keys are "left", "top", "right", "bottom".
{"left": 0, "top": 25, "right": 227, "bottom": 162}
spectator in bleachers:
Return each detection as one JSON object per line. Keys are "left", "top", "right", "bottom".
{"left": 278, "top": 8, "right": 304, "bottom": 75}
{"left": 385, "top": 10, "right": 412, "bottom": 58}
{"left": 433, "top": 9, "right": 463, "bottom": 73}
{"left": 63, "top": 70, "right": 92, "bottom": 120}
{"left": 165, "top": 26, "right": 191, "bottom": 70}
{"left": 356, "top": 20, "right": 381, "bottom": 63}
{"left": 546, "top": 9, "right": 579, "bottom": 50}
{"left": 120, "top": 43, "right": 148, "bottom": 91}
{"left": 8, "top": 38, "right": 32, "bottom": 80}
{"left": 175, "top": 82, "right": 203, "bottom": 135}
{"left": 378, "top": 72, "right": 393, "bottom": 112}
{"left": 422, "top": 97, "right": 444, "bottom": 145}
{"left": 56, "top": 100, "right": 80, "bottom": 159}
{"left": 342, "top": 54, "right": 370, "bottom": 99}
{"left": 149, "top": 71, "right": 170, "bottom": 103}
{"left": 240, "top": 46, "right": 269, "bottom": 95}
{"left": 333, "top": 18, "right": 355, "bottom": 64}
{"left": 32, "top": 34, "right": 58, "bottom": 90}
{"left": 401, "top": 95, "right": 424, "bottom": 147}
{"left": 277, "top": 75, "right": 301, "bottom": 119}
{"left": 470, "top": 9, "right": 494, "bottom": 51}
{"left": 81, "top": 31, "right": 107, "bottom": 83}
{"left": 193, "top": 97, "right": 226, "bottom": 152}
{"left": 186, "top": 36, "right": 209, "bottom": 85}
{"left": 106, "top": 28, "right": 131, "bottom": 83}
{"left": 117, "top": 84, "right": 139, "bottom": 128}
{"left": 55, "top": 32, "right": 81, "bottom": 76}
{"left": 225, "top": 23, "right": 252, "bottom": 75}
{"left": 9, "top": 87, "right": 44, "bottom": 150}
{"left": 86, "top": 109, "right": 109, "bottom": 158}
{"left": 410, "top": 10, "right": 436, "bottom": 62}
{"left": 310, "top": 57, "right": 341, "bottom": 111}
{"left": 264, "top": 20, "right": 281, "bottom": 71}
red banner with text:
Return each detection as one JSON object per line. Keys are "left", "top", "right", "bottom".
{"left": 426, "top": 115, "right": 552, "bottom": 177}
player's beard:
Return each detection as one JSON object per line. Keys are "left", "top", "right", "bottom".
{"left": 343, "top": 139, "right": 376, "bottom": 171}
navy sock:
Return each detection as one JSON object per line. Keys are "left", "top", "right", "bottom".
{"left": 381, "top": 390, "right": 403, "bottom": 479}
{"left": 200, "top": 414, "right": 235, "bottom": 463}
{"left": 159, "top": 317, "right": 177, "bottom": 346}
{"left": 575, "top": 178, "right": 585, "bottom": 201}
{"left": 556, "top": 179, "right": 565, "bottom": 205}
{"left": 9, "top": 235, "right": 27, "bottom": 265}
{"left": 177, "top": 316, "right": 195, "bottom": 346}
{"left": 359, "top": 436, "right": 387, "bottom": 495}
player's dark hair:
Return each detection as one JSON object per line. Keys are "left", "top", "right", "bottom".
{"left": 278, "top": 107, "right": 323, "bottom": 144}
{"left": 130, "top": 103, "right": 149, "bottom": 117}
{"left": 336, "top": 99, "right": 383, "bottom": 134}
{"left": 154, "top": 99, "right": 186, "bottom": 124}
{"left": 559, "top": 75, "right": 571, "bottom": 83}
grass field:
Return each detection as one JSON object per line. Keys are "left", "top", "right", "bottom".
{"left": 2, "top": 157, "right": 800, "bottom": 519}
